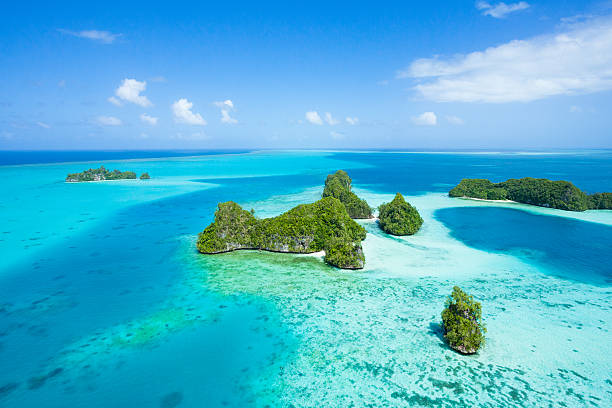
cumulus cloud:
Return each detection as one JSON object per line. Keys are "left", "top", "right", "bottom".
{"left": 324, "top": 112, "right": 340, "bottom": 125}
{"left": 412, "top": 112, "right": 437, "bottom": 126}
{"left": 399, "top": 17, "right": 612, "bottom": 103}
{"left": 214, "top": 100, "right": 237, "bottom": 124}
{"left": 446, "top": 115, "right": 465, "bottom": 125}
{"left": 58, "top": 29, "right": 121, "bottom": 44}
{"left": 213, "top": 100, "right": 234, "bottom": 109}
{"left": 476, "top": 2, "right": 529, "bottom": 18}
{"left": 108, "top": 96, "right": 122, "bottom": 106}
{"left": 346, "top": 117, "right": 359, "bottom": 125}
{"left": 140, "top": 113, "right": 158, "bottom": 125}
{"left": 220, "top": 110, "right": 237, "bottom": 124}
{"left": 305, "top": 111, "right": 323, "bottom": 125}
{"left": 172, "top": 98, "right": 206, "bottom": 125}
{"left": 96, "top": 116, "right": 122, "bottom": 126}
{"left": 113, "top": 79, "right": 152, "bottom": 107}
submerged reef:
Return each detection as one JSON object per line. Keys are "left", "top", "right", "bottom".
{"left": 378, "top": 193, "right": 423, "bottom": 236}
{"left": 65, "top": 166, "right": 141, "bottom": 182}
{"left": 449, "top": 177, "right": 612, "bottom": 211}
{"left": 322, "top": 170, "right": 372, "bottom": 219}
{"left": 441, "top": 286, "right": 486, "bottom": 354}
{"left": 197, "top": 197, "right": 367, "bottom": 269}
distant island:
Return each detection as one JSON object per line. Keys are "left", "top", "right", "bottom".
{"left": 322, "top": 170, "right": 372, "bottom": 219}
{"left": 197, "top": 197, "right": 367, "bottom": 269}
{"left": 378, "top": 193, "right": 423, "bottom": 235}
{"left": 66, "top": 166, "right": 149, "bottom": 182}
{"left": 449, "top": 177, "right": 612, "bottom": 212}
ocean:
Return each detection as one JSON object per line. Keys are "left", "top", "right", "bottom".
{"left": 0, "top": 150, "right": 610, "bottom": 407}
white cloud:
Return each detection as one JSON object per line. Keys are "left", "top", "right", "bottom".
{"left": 108, "top": 96, "right": 122, "bottom": 106}
{"left": 140, "top": 113, "right": 158, "bottom": 125}
{"left": 330, "top": 131, "right": 345, "bottom": 140}
{"left": 412, "top": 112, "right": 437, "bottom": 126}
{"left": 324, "top": 112, "right": 340, "bottom": 125}
{"left": 213, "top": 100, "right": 234, "bottom": 109}
{"left": 172, "top": 98, "right": 206, "bottom": 125}
{"left": 569, "top": 105, "right": 582, "bottom": 113}
{"left": 114, "top": 79, "right": 151, "bottom": 107}
{"left": 220, "top": 109, "right": 237, "bottom": 124}
{"left": 346, "top": 117, "right": 359, "bottom": 125}
{"left": 476, "top": 2, "right": 529, "bottom": 19}
{"left": 305, "top": 111, "right": 323, "bottom": 125}
{"left": 446, "top": 115, "right": 465, "bottom": 125}
{"left": 399, "top": 17, "right": 612, "bottom": 103}
{"left": 213, "top": 100, "right": 237, "bottom": 124}
{"left": 36, "top": 121, "right": 51, "bottom": 129}
{"left": 58, "top": 29, "right": 121, "bottom": 44}
{"left": 96, "top": 116, "right": 122, "bottom": 126}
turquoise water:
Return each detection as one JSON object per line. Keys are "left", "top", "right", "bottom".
{"left": 0, "top": 150, "right": 611, "bottom": 407}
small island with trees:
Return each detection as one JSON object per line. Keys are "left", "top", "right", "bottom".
{"left": 197, "top": 196, "right": 367, "bottom": 269}
{"left": 66, "top": 166, "right": 150, "bottom": 182}
{"left": 449, "top": 177, "right": 612, "bottom": 211}
{"left": 322, "top": 170, "right": 372, "bottom": 219}
{"left": 441, "top": 286, "right": 486, "bottom": 354}
{"left": 378, "top": 193, "right": 423, "bottom": 236}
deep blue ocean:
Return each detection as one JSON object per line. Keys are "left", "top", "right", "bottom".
{"left": 0, "top": 150, "right": 610, "bottom": 407}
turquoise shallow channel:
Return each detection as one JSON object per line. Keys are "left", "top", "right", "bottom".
{"left": 0, "top": 150, "right": 611, "bottom": 407}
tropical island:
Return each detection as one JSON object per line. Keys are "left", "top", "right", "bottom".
{"left": 441, "top": 286, "right": 486, "bottom": 355}
{"left": 322, "top": 170, "right": 372, "bottom": 219}
{"left": 139, "top": 172, "right": 151, "bottom": 180}
{"left": 65, "top": 166, "right": 148, "bottom": 182}
{"left": 197, "top": 196, "right": 367, "bottom": 269}
{"left": 378, "top": 193, "right": 423, "bottom": 235}
{"left": 449, "top": 177, "right": 612, "bottom": 211}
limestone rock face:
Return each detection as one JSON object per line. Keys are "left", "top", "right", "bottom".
{"left": 197, "top": 197, "right": 367, "bottom": 269}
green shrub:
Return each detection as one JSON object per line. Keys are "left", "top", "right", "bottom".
{"left": 197, "top": 197, "right": 367, "bottom": 269}
{"left": 378, "top": 193, "right": 423, "bottom": 236}
{"left": 140, "top": 172, "right": 151, "bottom": 180}
{"left": 441, "top": 286, "right": 486, "bottom": 354}
{"left": 588, "top": 192, "right": 612, "bottom": 209}
{"left": 322, "top": 170, "right": 372, "bottom": 219}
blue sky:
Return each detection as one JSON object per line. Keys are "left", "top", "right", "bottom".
{"left": 1, "top": 0, "right": 612, "bottom": 149}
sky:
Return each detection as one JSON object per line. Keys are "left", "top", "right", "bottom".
{"left": 1, "top": 0, "right": 612, "bottom": 150}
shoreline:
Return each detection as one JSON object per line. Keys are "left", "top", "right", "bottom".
{"left": 457, "top": 196, "right": 517, "bottom": 204}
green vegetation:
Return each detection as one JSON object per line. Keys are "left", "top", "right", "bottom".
{"left": 589, "top": 192, "right": 612, "bottom": 210}
{"left": 322, "top": 170, "right": 372, "bottom": 219}
{"left": 139, "top": 172, "right": 151, "bottom": 180}
{"left": 449, "top": 177, "right": 612, "bottom": 211}
{"left": 197, "top": 196, "right": 367, "bottom": 269}
{"left": 441, "top": 286, "right": 486, "bottom": 354}
{"left": 378, "top": 193, "right": 423, "bottom": 235}
{"left": 66, "top": 166, "right": 137, "bottom": 182}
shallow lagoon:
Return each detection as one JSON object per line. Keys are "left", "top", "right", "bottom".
{"left": 0, "top": 150, "right": 611, "bottom": 407}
